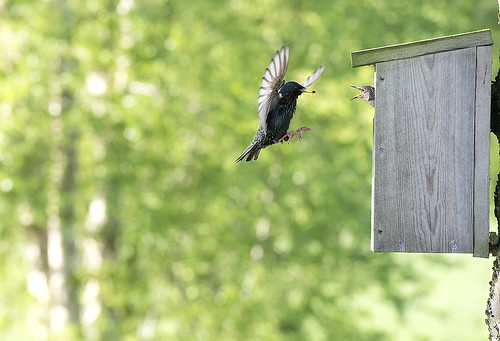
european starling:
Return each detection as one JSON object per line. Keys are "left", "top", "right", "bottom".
{"left": 235, "top": 45, "right": 325, "bottom": 163}
{"left": 350, "top": 85, "right": 375, "bottom": 107}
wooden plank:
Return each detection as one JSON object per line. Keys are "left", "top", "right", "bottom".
{"left": 371, "top": 64, "right": 401, "bottom": 252}
{"left": 473, "top": 45, "right": 492, "bottom": 258}
{"left": 372, "top": 48, "right": 477, "bottom": 253}
{"left": 352, "top": 29, "right": 492, "bottom": 68}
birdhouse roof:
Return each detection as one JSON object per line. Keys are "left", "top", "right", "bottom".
{"left": 351, "top": 29, "right": 492, "bottom": 68}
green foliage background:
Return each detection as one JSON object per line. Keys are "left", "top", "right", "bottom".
{"left": 0, "top": 0, "right": 498, "bottom": 340}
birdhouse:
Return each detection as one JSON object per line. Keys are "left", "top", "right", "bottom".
{"left": 351, "top": 29, "right": 493, "bottom": 257}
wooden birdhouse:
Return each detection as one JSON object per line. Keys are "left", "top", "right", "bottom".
{"left": 351, "top": 29, "right": 493, "bottom": 257}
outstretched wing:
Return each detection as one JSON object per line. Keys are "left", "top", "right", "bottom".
{"left": 258, "top": 45, "right": 289, "bottom": 131}
{"left": 301, "top": 64, "right": 325, "bottom": 89}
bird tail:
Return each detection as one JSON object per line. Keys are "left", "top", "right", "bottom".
{"left": 235, "top": 143, "right": 261, "bottom": 163}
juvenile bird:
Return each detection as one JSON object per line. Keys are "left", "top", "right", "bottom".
{"left": 235, "top": 45, "right": 325, "bottom": 163}
{"left": 350, "top": 85, "right": 375, "bottom": 107}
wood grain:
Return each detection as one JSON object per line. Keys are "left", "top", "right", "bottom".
{"left": 352, "top": 29, "right": 492, "bottom": 68}
{"left": 473, "top": 45, "right": 492, "bottom": 258}
{"left": 372, "top": 48, "right": 478, "bottom": 253}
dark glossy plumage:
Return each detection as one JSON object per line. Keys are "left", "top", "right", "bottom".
{"left": 236, "top": 45, "right": 325, "bottom": 163}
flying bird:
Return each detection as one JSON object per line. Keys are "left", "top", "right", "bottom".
{"left": 235, "top": 45, "right": 325, "bottom": 163}
{"left": 350, "top": 85, "right": 375, "bottom": 107}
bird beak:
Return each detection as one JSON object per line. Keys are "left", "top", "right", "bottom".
{"left": 350, "top": 86, "right": 362, "bottom": 100}
{"left": 303, "top": 89, "right": 316, "bottom": 94}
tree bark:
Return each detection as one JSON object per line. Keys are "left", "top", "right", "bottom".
{"left": 487, "top": 67, "right": 500, "bottom": 341}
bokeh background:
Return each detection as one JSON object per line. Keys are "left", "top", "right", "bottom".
{"left": 0, "top": 0, "right": 499, "bottom": 340}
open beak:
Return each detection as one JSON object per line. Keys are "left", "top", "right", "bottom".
{"left": 350, "top": 86, "right": 362, "bottom": 100}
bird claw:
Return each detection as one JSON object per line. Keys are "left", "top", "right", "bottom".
{"left": 278, "top": 127, "right": 311, "bottom": 144}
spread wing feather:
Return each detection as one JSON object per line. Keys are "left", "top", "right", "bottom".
{"left": 257, "top": 45, "right": 289, "bottom": 131}
{"left": 302, "top": 64, "right": 325, "bottom": 89}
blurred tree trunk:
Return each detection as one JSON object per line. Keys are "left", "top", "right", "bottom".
{"left": 59, "top": 128, "right": 80, "bottom": 325}
{"left": 47, "top": 2, "right": 82, "bottom": 335}
{"left": 97, "top": 2, "right": 126, "bottom": 338}
{"left": 46, "top": 86, "right": 81, "bottom": 335}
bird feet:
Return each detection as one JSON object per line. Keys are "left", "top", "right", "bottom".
{"left": 278, "top": 127, "right": 311, "bottom": 144}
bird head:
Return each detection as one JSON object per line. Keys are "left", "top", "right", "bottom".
{"left": 280, "top": 81, "right": 315, "bottom": 98}
{"left": 350, "top": 86, "right": 374, "bottom": 102}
